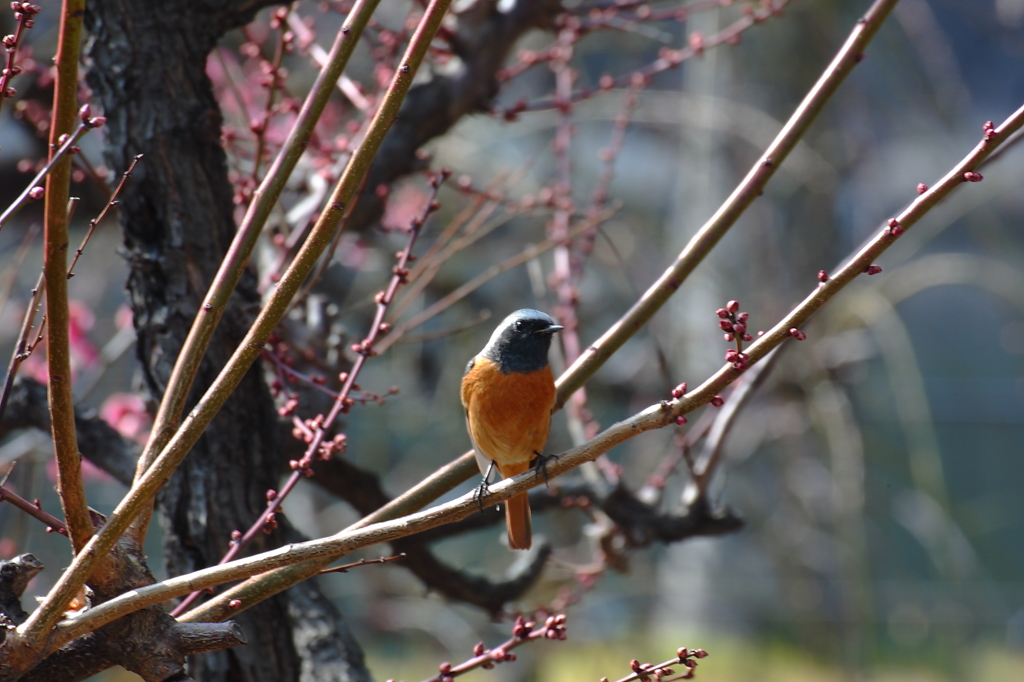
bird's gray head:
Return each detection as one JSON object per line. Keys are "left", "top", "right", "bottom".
{"left": 481, "top": 309, "right": 563, "bottom": 374}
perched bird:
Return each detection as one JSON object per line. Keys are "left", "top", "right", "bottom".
{"left": 461, "top": 309, "right": 563, "bottom": 549}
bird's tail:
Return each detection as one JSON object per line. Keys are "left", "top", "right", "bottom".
{"left": 505, "top": 492, "right": 532, "bottom": 550}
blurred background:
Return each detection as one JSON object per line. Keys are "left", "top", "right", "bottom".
{"left": 1, "top": 0, "right": 1023, "bottom": 680}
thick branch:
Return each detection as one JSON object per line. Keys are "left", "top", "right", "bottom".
{"left": 44, "top": 0, "right": 93, "bottom": 556}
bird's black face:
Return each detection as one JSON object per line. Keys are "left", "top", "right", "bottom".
{"left": 482, "top": 309, "right": 562, "bottom": 374}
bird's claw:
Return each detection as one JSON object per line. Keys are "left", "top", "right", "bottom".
{"left": 531, "top": 451, "right": 558, "bottom": 486}
{"left": 472, "top": 479, "right": 490, "bottom": 512}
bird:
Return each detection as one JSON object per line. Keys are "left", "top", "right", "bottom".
{"left": 461, "top": 309, "right": 563, "bottom": 550}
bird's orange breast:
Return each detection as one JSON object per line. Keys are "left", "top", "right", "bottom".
{"left": 461, "top": 356, "right": 556, "bottom": 471}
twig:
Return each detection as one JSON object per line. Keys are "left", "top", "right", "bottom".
{"left": 0, "top": 2, "right": 40, "bottom": 120}
{"left": 608, "top": 647, "right": 709, "bottom": 682}
{"left": 0, "top": 271, "right": 45, "bottom": 427}
{"left": 66, "top": 154, "right": 142, "bottom": 279}
{"left": 416, "top": 615, "right": 567, "bottom": 682}
{"left": 375, "top": 207, "right": 617, "bottom": 353}
{"left": 248, "top": 6, "right": 292, "bottom": 187}
{"left": 0, "top": 121, "right": 95, "bottom": 233}
{"left": 689, "top": 347, "right": 780, "bottom": 498}
{"left": 0, "top": 223, "right": 40, "bottom": 330}
{"left": 0, "top": 484, "right": 68, "bottom": 536}
{"left": 319, "top": 552, "right": 405, "bottom": 575}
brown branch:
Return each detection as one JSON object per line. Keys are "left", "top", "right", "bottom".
{"left": 309, "top": 456, "right": 551, "bottom": 614}
{"left": 416, "top": 615, "right": 567, "bottom": 682}
{"left": 0, "top": 2, "right": 39, "bottom": 120}
{"left": 43, "top": 0, "right": 93, "bottom": 556}
{"left": 0, "top": 484, "right": 68, "bottom": 536}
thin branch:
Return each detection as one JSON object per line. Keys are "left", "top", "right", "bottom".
{"left": 66, "top": 154, "right": 142, "bottom": 279}
{"left": 375, "top": 206, "right": 617, "bottom": 353}
{"left": 689, "top": 347, "right": 781, "bottom": 498}
{"left": 0, "top": 271, "right": 45, "bottom": 428}
{"left": 0, "top": 122, "right": 94, "bottom": 233}
{"left": 318, "top": 552, "right": 405, "bottom": 575}
{"left": 609, "top": 647, "right": 709, "bottom": 682}
{"left": 248, "top": 5, "right": 291, "bottom": 186}
{"left": 0, "top": 484, "right": 69, "bottom": 535}
{"left": 0, "top": 2, "right": 40, "bottom": 120}
{"left": 0, "top": 223, "right": 39, "bottom": 325}
{"left": 554, "top": 0, "right": 901, "bottom": 408}
{"left": 416, "top": 616, "right": 567, "bottom": 682}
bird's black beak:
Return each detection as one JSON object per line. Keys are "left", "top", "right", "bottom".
{"left": 538, "top": 324, "right": 563, "bottom": 335}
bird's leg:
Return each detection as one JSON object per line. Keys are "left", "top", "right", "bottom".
{"left": 474, "top": 460, "right": 496, "bottom": 512}
{"left": 531, "top": 451, "right": 558, "bottom": 486}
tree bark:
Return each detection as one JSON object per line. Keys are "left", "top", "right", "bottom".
{"left": 83, "top": 2, "right": 371, "bottom": 680}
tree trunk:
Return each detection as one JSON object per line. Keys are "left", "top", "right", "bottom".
{"left": 83, "top": 1, "right": 372, "bottom": 680}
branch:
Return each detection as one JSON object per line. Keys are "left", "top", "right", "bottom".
{"left": 310, "top": 456, "right": 550, "bottom": 614}
{"left": 0, "top": 121, "right": 93, "bottom": 232}
{"left": 43, "top": 0, "right": 92, "bottom": 556}
{"left": 182, "top": 87, "right": 1024, "bottom": 626}
{"left": 554, "top": 0, "right": 901, "bottom": 406}
{"left": 56, "top": 382, "right": 706, "bottom": 641}
{"left": 0, "top": 3, "right": 39, "bottom": 120}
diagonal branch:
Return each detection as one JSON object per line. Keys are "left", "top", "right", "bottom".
{"left": 554, "top": 0, "right": 902, "bottom": 407}
{"left": 183, "top": 66, "right": 1024, "bottom": 627}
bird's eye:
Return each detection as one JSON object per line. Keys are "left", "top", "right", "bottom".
{"left": 514, "top": 320, "right": 525, "bottom": 332}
